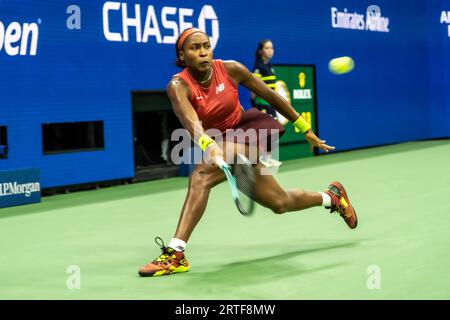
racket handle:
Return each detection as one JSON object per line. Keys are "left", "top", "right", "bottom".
{"left": 215, "top": 157, "right": 228, "bottom": 170}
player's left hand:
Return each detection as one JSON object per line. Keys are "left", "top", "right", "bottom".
{"left": 304, "top": 130, "right": 336, "bottom": 153}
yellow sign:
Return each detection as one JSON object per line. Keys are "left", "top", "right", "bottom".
{"left": 298, "top": 72, "right": 306, "bottom": 88}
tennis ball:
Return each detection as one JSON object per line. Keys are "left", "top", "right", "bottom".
{"left": 328, "top": 56, "right": 355, "bottom": 75}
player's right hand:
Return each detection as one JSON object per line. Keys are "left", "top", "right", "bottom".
{"left": 205, "top": 142, "right": 226, "bottom": 168}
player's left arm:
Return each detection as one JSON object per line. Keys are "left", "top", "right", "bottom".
{"left": 223, "top": 60, "right": 335, "bottom": 152}
{"left": 224, "top": 60, "right": 299, "bottom": 122}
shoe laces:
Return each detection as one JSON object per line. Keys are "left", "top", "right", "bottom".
{"left": 330, "top": 203, "right": 347, "bottom": 216}
{"left": 153, "top": 237, "right": 175, "bottom": 264}
{"left": 327, "top": 186, "right": 347, "bottom": 217}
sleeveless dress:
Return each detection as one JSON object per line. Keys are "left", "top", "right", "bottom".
{"left": 175, "top": 59, "right": 284, "bottom": 151}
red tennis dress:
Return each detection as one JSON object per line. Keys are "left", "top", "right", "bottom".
{"left": 175, "top": 59, "right": 284, "bottom": 150}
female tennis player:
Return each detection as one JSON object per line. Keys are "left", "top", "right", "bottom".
{"left": 138, "top": 28, "right": 358, "bottom": 277}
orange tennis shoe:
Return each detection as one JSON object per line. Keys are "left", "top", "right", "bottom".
{"left": 324, "top": 181, "right": 358, "bottom": 229}
{"left": 138, "top": 237, "right": 190, "bottom": 277}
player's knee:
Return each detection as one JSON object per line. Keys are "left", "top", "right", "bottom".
{"left": 270, "top": 198, "right": 288, "bottom": 214}
{"left": 189, "top": 169, "right": 208, "bottom": 190}
{"left": 189, "top": 166, "right": 217, "bottom": 190}
{"left": 270, "top": 190, "right": 295, "bottom": 214}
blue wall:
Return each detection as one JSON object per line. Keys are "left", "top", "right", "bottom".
{"left": 0, "top": 0, "right": 448, "bottom": 188}
{"left": 427, "top": 0, "right": 450, "bottom": 138}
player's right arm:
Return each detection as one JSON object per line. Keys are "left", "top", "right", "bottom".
{"left": 167, "top": 77, "right": 224, "bottom": 164}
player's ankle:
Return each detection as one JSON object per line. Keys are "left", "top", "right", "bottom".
{"left": 319, "top": 191, "right": 332, "bottom": 208}
{"left": 168, "top": 238, "right": 186, "bottom": 252}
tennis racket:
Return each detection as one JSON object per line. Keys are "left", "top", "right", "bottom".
{"left": 216, "top": 154, "right": 256, "bottom": 216}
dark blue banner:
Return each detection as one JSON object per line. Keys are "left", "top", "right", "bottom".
{"left": 0, "top": 168, "right": 41, "bottom": 208}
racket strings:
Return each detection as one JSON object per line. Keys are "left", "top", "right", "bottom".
{"left": 233, "top": 163, "right": 256, "bottom": 199}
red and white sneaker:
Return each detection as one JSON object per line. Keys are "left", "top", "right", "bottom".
{"left": 324, "top": 181, "right": 358, "bottom": 229}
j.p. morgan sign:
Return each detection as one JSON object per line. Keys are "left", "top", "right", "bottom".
{"left": 0, "top": 168, "right": 41, "bottom": 208}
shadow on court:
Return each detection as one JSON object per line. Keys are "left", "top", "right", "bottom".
{"left": 183, "top": 241, "right": 358, "bottom": 290}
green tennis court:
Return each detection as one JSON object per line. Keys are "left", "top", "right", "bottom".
{"left": 1, "top": 140, "right": 449, "bottom": 300}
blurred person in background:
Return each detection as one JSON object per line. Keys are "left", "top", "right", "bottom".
{"left": 251, "top": 39, "right": 282, "bottom": 168}
{"left": 251, "top": 39, "right": 277, "bottom": 118}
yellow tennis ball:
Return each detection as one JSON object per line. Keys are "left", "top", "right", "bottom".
{"left": 328, "top": 56, "right": 355, "bottom": 74}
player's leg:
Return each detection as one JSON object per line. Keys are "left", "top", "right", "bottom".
{"left": 252, "top": 163, "right": 357, "bottom": 228}
{"left": 138, "top": 141, "right": 247, "bottom": 277}
{"left": 138, "top": 162, "right": 224, "bottom": 277}
{"left": 252, "top": 163, "right": 323, "bottom": 213}
{"left": 172, "top": 140, "right": 252, "bottom": 242}
{"left": 173, "top": 162, "right": 225, "bottom": 242}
